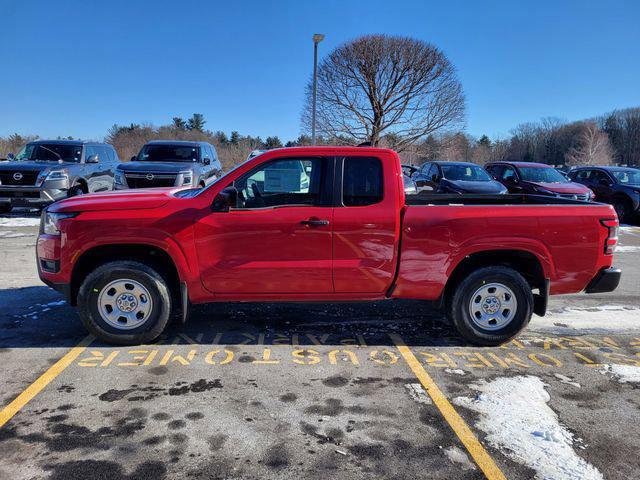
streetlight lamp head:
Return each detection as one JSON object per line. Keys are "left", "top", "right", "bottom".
{"left": 313, "top": 34, "right": 325, "bottom": 44}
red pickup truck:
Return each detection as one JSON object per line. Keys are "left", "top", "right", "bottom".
{"left": 37, "top": 147, "right": 621, "bottom": 345}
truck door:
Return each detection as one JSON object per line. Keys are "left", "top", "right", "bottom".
{"left": 195, "top": 156, "right": 334, "bottom": 294}
{"left": 332, "top": 155, "right": 401, "bottom": 294}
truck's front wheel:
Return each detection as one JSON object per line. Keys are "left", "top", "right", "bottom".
{"left": 78, "top": 261, "right": 172, "bottom": 345}
{"left": 448, "top": 266, "right": 533, "bottom": 346}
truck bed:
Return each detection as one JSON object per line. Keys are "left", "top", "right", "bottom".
{"left": 406, "top": 193, "right": 595, "bottom": 206}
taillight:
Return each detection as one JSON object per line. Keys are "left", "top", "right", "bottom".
{"left": 600, "top": 218, "right": 618, "bottom": 255}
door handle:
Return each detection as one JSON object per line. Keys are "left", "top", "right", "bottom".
{"left": 300, "top": 218, "right": 330, "bottom": 226}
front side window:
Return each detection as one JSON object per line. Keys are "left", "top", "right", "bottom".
{"left": 343, "top": 157, "right": 383, "bottom": 206}
{"left": 610, "top": 169, "right": 640, "bottom": 185}
{"left": 234, "top": 158, "right": 322, "bottom": 209}
{"left": 85, "top": 146, "right": 100, "bottom": 162}
{"left": 501, "top": 166, "right": 517, "bottom": 181}
{"left": 16, "top": 143, "right": 82, "bottom": 162}
{"left": 139, "top": 145, "right": 198, "bottom": 162}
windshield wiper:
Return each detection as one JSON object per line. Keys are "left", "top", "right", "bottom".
{"left": 37, "top": 146, "right": 64, "bottom": 163}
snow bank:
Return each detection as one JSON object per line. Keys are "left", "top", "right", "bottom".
{"left": 603, "top": 364, "right": 640, "bottom": 384}
{"left": 615, "top": 245, "right": 640, "bottom": 253}
{"left": 455, "top": 376, "right": 603, "bottom": 480}
{"left": 530, "top": 306, "right": 640, "bottom": 334}
{"left": 0, "top": 217, "right": 41, "bottom": 227}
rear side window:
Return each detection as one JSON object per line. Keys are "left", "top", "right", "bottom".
{"left": 342, "top": 157, "right": 383, "bottom": 207}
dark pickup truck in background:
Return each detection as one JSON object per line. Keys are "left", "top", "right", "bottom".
{"left": 0, "top": 140, "right": 119, "bottom": 213}
{"left": 37, "top": 146, "right": 621, "bottom": 346}
{"left": 115, "top": 140, "right": 222, "bottom": 190}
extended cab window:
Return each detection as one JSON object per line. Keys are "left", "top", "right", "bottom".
{"left": 343, "top": 157, "right": 383, "bottom": 206}
{"left": 234, "top": 158, "right": 322, "bottom": 209}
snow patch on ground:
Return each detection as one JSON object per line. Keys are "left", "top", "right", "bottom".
{"left": 615, "top": 245, "right": 640, "bottom": 253}
{"left": 0, "top": 230, "right": 33, "bottom": 238}
{"left": 554, "top": 373, "right": 581, "bottom": 388}
{"left": 405, "top": 383, "right": 432, "bottom": 404}
{"left": 0, "top": 217, "right": 41, "bottom": 227}
{"left": 443, "top": 446, "right": 475, "bottom": 470}
{"left": 454, "top": 375, "right": 603, "bottom": 480}
{"left": 530, "top": 305, "right": 640, "bottom": 334}
{"left": 602, "top": 364, "right": 640, "bottom": 384}
{"left": 445, "top": 368, "right": 466, "bottom": 376}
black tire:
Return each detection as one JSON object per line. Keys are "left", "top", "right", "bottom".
{"left": 77, "top": 261, "right": 172, "bottom": 345}
{"left": 612, "top": 197, "right": 632, "bottom": 224}
{"left": 68, "top": 184, "right": 85, "bottom": 197}
{"left": 447, "top": 266, "right": 533, "bottom": 346}
{"left": 0, "top": 204, "right": 12, "bottom": 214}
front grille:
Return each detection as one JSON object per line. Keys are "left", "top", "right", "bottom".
{"left": 559, "top": 193, "right": 589, "bottom": 201}
{"left": 0, "top": 190, "right": 40, "bottom": 198}
{"left": 124, "top": 173, "right": 177, "bottom": 188}
{"left": 0, "top": 171, "right": 40, "bottom": 186}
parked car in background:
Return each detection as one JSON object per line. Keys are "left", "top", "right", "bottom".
{"left": 568, "top": 166, "right": 640, "bottom": 223}
{"left": 0, "top": 140, "right": 119, "bottom": 213}
{"left": 115, "top": 141, "right": 221, "bottom": 190}
{"left": 485, "top": 161, "right": 593, "bottom": 201}
{"left": 37, "top": 146, "right": 620, "bottom": 346}
{"left": 413, "top": 161, "right": 507, "bottom": 194}
{"left": 401, "top": 164, "right": 418, "bottom": 178}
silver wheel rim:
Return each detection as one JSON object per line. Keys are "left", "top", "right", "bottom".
{"left": 468, "top": 282, "right": 517, "bottom": 331}
{"left": 97, "top": 279, "right": 153, "bottom": 330}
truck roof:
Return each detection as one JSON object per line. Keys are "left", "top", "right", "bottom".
{"left": 145, "top": 140, "right": 211, "bottom": 147}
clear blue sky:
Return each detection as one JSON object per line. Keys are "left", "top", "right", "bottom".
{"left": 1, "top": 0, "right": 639, "bottom": 142}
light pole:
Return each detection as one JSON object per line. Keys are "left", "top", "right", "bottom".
{"left": 311, "top": 33, "right": 325, "bottom": 145}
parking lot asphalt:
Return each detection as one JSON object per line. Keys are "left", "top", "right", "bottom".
{"left": 1, "top": 211, "right": 640, "bottom": 480}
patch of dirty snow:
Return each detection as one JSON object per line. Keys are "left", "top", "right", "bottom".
{"left": 602, "top": 364, "right": 640, "bottom": 384}
{"left": 553, "top": 373, "right": 581, "bottom": 388}
{"left": 615, "top": 245, "right": 640, "bottom": 253}
{"left": 443, "top": 446, "right": 475, "bottom": 470}
{"left": 445, "top": 368, "right": 466, "bottom": 376}
{"left": 0, "top": 217, "right": 41, "bottom": 227}
{"left": 454, "top": 375, "right": 603, "bottom": 480}
{"left": 0, "top": 230, "right": 33, "bottom": 238}
{"left": 405, "top": 383, "right": 432, "bottom": 404}
{"left": 530, "top": 305, "right": 640, "bottom": 334}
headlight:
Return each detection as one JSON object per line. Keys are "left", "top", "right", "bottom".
{"left": 42, "top": 211, "right": 77, "bottom": 236}
{"left": 114, "top": 171, "right": 125, "bottom": 185}
{"left": 46, "top": 169, "right": 69, "bottom": 181}
{"left": 179, "top": 170, "right": 193, "bottom": 186}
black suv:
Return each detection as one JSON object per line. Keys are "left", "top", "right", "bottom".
{"left": 0, "top": 140, "right": 120, "bottom": 213}
{"left": 115, "top": 141, "right": 221, "bottom": 190}
{"left": 568, "top": 166, "right": 640, "bottom": 223}
{"left": 413, "top": 161, "right": 507, "bottom": 194}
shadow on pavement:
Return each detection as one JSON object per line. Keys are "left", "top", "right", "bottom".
{"left": 0, "top": 285, "right": 466, "bottom": 349}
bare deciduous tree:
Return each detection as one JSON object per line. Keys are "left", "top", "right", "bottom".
{"left": 303, "top": 35, "right": 465, "bottom": 151}
{"left": 565, "top": 122, "right": 614, "bottom": 166}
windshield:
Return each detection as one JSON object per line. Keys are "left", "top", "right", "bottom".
{"left": 441, "top": 164, "right": 492, "bottom": 181}
{"left": 139, "top": 145, "right": 198, "bottom": 162}
{"left": 16, "top": 144, "right": 82, "bottom": 162}
{"left": 518, "top": 166, "right": 567, "bottom": 183}
{"left": 611, "top": 169, "right": 640, "bottom": 185}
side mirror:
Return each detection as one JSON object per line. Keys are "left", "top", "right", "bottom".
{"left": 7, "top": 153, "right": 14, "bottom": 160}
{"left": 211, "top": 186, "right": 238, "bottom": 212}
{"left": 203, "top": 157, "right": 211, "bottom": 165}
{"left": 431, "top": 174, "right": 439, "bottom": 183}
{"left": 130, "top": 155, "right": 137, "bottom": 162}
{"left": 86, "top": 154, "right": 99, "bottom": 163}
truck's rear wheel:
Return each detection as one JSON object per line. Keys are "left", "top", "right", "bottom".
{"left": 78, "top": 261, "right": 172, "bottom": 345}
{"left": 448, "top": 266, "right": 533, "bottom": 346}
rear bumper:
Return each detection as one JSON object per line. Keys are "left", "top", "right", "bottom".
{"left": 585, "top": 267, "right": 622, "bottom": 294}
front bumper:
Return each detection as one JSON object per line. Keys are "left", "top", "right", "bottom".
{"left": 0, "top": 185, "right": 68, "bottom": 206}
{"left": 585, "top": 267, "right": 622, "bottom": 294}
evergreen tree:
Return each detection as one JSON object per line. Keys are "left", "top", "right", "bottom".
{"left": 264, "top": 136, "right": 283, "bottom": 149}
{"left": 478, "top": 135, "right": 491, "bottom": 148}
{"left": 230, "top": 131, "right": 240, "bottom": 145}
{"left": 172, "top": 117, "right": 187, "bottom": 130}
{"left": 187, "top": 113, "right": 206, "bottom": 132}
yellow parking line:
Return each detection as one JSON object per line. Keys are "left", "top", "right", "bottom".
{"left": 390, "top": 334, "right": 507, "bottom": 480}
{"left": 0, "top": 335, "right": 94, "bottom": 429}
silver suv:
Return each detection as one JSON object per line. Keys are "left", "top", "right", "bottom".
{"left": 0, "top": 140, "right": 120, "bottom": 213}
